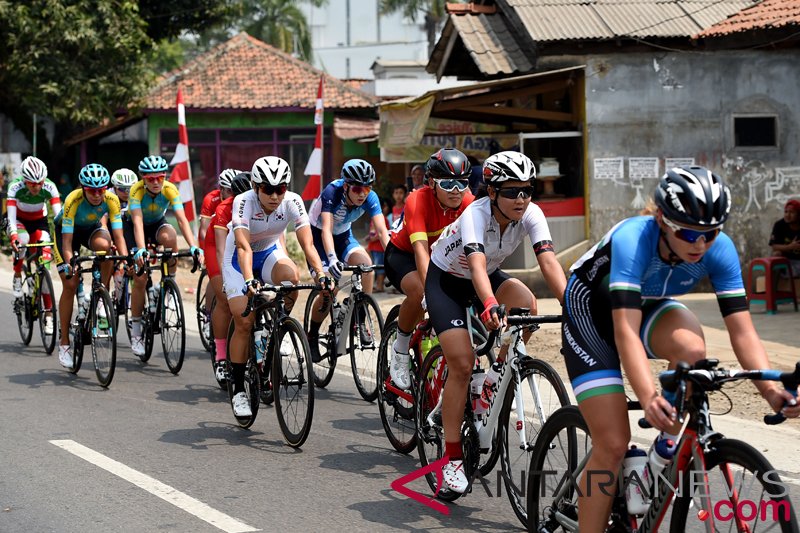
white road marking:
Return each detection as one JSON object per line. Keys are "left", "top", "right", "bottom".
{"left": 49, "top": 439, "right": 258, "bottom": 533}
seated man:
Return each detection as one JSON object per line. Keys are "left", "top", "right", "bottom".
{"left": 769, "top": 198, "right": 800, "bottom": 277}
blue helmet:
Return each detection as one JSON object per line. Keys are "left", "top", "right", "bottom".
{"left": 138, "top": 155, "right": 169, "bottom": 174}
{"left": 341, "top": 159, "right": 375, "bottom": 186}
{"left": 79, "top": 164, "right": 110, "bottom": 188}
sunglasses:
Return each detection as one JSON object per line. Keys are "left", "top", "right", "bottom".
{"left": 84, "top": 186, "right": 107, "bottom": 195}
{"left": 115, "top": 187, "right": 131, "bottom": 194}
{"left": 434, "top": 179, "right": 469, "bottom": 193}
{"left": 258, "top": 183, "right": 288, "bottom": 196}
{"left": 349, "top": 185, "right": 372, "bottom": 195}
{"left": 496, "top": 185, "right": 535, "bottom": 200}
{"left": 144, "top": 175, "right": 165, "bottom": 183}
{"left": 662, "top": 217, "right": 721, "bottom": 244}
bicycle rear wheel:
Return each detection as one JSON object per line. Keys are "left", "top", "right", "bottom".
{"left": 196, "top": 269, "right": 214, "bottom": 353}
{"left": 116, "top": 275, "right": 132, "bottom": 344}
{"left": 90, "top": 288, "right": 116, "bottom": 387}
{"left": 226, "top": 319, "right": 260, "bottom": 429}
{"left": 349, "top": 293, "right": 383, "bottom": 402}
{"left": 377, "top": 319, "right": 417, "bottom": 454}
{"left": 303, "top": 289, "right": 337, "bottom": 388}
{"left": 16, "top": 273, "right": 34, "bottom": 345}
{"left": 160, "top": 278, "right": 186, "bottom": 374}
{"left": 37, "top": 268, "right": 57, "bottom": 354}
{"left": 669, "top": 438, "right": 798, "bottom": 533}
{"left": 272, "top": 316, "right": 315, "bottom": 447}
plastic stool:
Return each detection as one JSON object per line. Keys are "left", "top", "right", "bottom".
{"left": 746, "top": 257, "right": 798, "bottom": 314}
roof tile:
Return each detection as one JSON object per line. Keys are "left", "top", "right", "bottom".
{"left": 698, "top": 0, "right": 800, "bottom": 37}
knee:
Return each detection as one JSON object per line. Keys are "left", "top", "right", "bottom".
{"left": 445, "top": 355, "right": 473, "bottom": 384}
{"left": 405, "top": 278, "right": 424, "bottom": 303}
{"left": 680, "top": 342, "right": 706, "bottom": 364}
{"left": 591, "top": 429, "right": 631, "bottom": 468}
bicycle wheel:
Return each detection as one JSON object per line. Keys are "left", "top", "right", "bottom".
{"left": 377, "top": 319, "right": 417, "bottom": 454}
{"left": 37, "top": 268, "right": 57, "bottom": 355}
{"left": 349, "top": 293, "right": 383, "bottom": 402}
{"left": 196, "top": 269, "right": 214, "bottom": 353}
{"left": 140, "top": 282, "right": 155, "bottom": 362}
{"left": 90, "top": 287, "right": 117, "bottom": 387}
{"left": 15, "top": 273, "right": 34, "bottom": 345}
{"left": 669, "top": 438, "right": 798, "bottom": 533}
{"left": 160, "top": 278, "right": 186, "bottom": 374}
{"left": 303, "top": 289, "right": 337, "bottom": 388}
{"left": 500, "top": 358, "right": 571, "bottom": 528}
{"left": 526, "top": 405, "right": 585, "bottom": 533}
{"left": 226, "top": 319, "right": 260, "bottom": 429}
{"left": 415, "top": 345, "right": 462, "bottom": 502}
{"left": 257, "top": 308, "right": 274, "bottom": 405}
{"left": 69, "top": 320, "right": 85, "bottom": 374}
{"left": 272, "top": 316, "right": 315, "bottom": 447}
{"left": 115, "top": 274, "right": 132, "bottom": 344}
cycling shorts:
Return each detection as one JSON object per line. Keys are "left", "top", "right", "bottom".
{"left": 222, "top": 243, "right": 288, "bottom": 299}
{"left": 310, "top": 225, "right": 364, "bottom": 273}
{"left": 11, "top": 217, "right": 49, "bottom": 237}
{"left": 54, "top": 220, "right": 105, "bottom": 266}
{"left": 203, "top": 230, "right": 221, "bottom": 279}
{"left": 124, "top": 216, "right": 170, "bottom": 250}
{"left": 384, "top": 241, "right": 417, "bottom": 293}
{"left": 425, "top": 262, "right": 510, "bottom": 335}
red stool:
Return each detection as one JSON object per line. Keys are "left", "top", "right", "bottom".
{"left": 746, "top": 257, "right": 798, "bottom": 314}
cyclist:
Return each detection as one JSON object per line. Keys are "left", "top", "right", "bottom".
{"left": 206, "top": 171, "right": 251, "bottom": 383}
{"left": 386, "top": 148, "right": 475, "bottom": 390}
{"left": 563, "top": 166, "right": 800, "bottom": 531}
{"left": 129, "top": 155, "right": 203, "bottom": 357}
{"left": 54, "top": 163, "right": 129, "bottom": 369}
{"left": 223, "top": 156, "right": 331, "bottom": 418}
{"left": 111, "top": 168, "right": 137, "bottom": 297}
{"left": 425, "top": 151, "right": 567, "bottom": 492}
{"left": 7, "top": 156, "right": 61, "bottom": 334}
{"left": 306, "top": 158, "right": 389, "bottom": 361}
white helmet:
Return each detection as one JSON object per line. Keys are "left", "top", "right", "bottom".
{"left": 251, "top": 156, "right": 291, "bottom": 186}
{"left": 218, "top": 168, "right": 239, "bottom": 189}
{"left": 21, "top": 156, "right": 48, "bottom": 183}
{"left": 483, "top": 151, "right": 535, "bottom": 184}
{"left": 111, "top": 168, "right": 138, "bottom": 188}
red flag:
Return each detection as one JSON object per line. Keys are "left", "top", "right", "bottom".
{"left": 301, "top": 76, "right": 325, "bottom": 200}
{"left": 168, "top": 88, "right": 196, "bottom": 221}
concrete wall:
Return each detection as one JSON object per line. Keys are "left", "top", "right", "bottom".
{"left": 581, "top": 50, "right": 800, "bottom": 265}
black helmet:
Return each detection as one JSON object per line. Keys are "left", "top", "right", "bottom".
{"left": 340, "top": 159, "right": 376, "bottom": 186}
{"left": 654, "top": 166, "right": 731, "bottom": 227}
{"left": 426, "top": 148, "right": 471, "bottom": 180}
{"left": 231, "top": 172, "right": 252, "bottom": 196}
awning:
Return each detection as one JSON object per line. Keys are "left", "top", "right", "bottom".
{"left": 65, "top": 114, "right": 145, "bottom": 146}
{"left": 333, "top": 116, "right": 380, "bottom": 140}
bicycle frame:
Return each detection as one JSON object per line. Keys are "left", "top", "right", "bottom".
{"left": 332, "top": 268, "right": 367, "bottom": 357}
{"left": 383, "top": 320, "right": 432, "bottom": 404}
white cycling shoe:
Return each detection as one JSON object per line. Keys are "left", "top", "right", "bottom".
{"left": 131, "top": 336, "right": 146, "bottom": 357}
{"left": 389, "top": 340, "right": 411, "bottom": 391}
{"left": 442, "top": 459, "right": 469, "bottom": 493}
{"left": 44, "top": 316, "right": 55, "bottom": 335}
{"left": 232, "top": 391, "right": 252, "bottom": 417}
{"left": 58, "top": 345, "right": 73, "bottom": 369}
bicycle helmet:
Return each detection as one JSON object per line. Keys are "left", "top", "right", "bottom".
{"left": 251, "top": 156, "right": 291, "bottom": 186}
{"left": 138, "top": 155, "right": 169, "bottom": 174}
{"left": 426, "top": 149, "right": 471, "bottom": 180}
{"left": 78, "top": 163, "right": 111, "bottom": 188}
{"left": 111, "top": 168, "right": 137, "bottom": 188}
{"left": 231, "top": 172, "right": 252, "bottom": 196}
{"left": 218, "top": 168, "right": 239, "bottom": 189}
{"left": 20, "top": 156, "right": 48, "bottom": 183}
{"left": 655, "top": 166, "right": 731, "bottom": 227}
{"left": 341, "top": 158, "right": 376, "bottom": 186}
{"left": 483, "top": 151, "right": 535, "bottom": 184}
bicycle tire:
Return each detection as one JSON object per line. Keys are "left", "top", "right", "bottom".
{"left": 303, "top": 289, "right": 337, "bottom": 388}
{"left": 349, "top": 293, "right": 383, "bottom": 402}
{"left": 90, "top": 287, "right": 117, "bottom": 387}
{"left": 257, "top": 308, "right": 274, "bottom": 405}
{"left": 500, "top": 358, "right": 571, "bottom": 528}
{"left": 272, "top": 316, "right": 315, "bottom": 447}
{"left": 16, "top": 272, "right": 34, "bottom": 345}
{"left": 118, "top": 275, "right": 133, "bottom": 344}
{"left": 140, "top": 281, "right": 155, "bottom": 362}
{"left": 160, "top": 278, "right": 186, "bottom": 374}
{"left": 377, "top": 319, "right": 417, "bottom": 454}
{"left": 226, "top": 318, "right": 260, "bottom": 429}
{"left": 36, "top": 267, "right": 57, "bottom": 355}
{"left": 669, "top": 438, "right": 799, "bottom": 533}
{"left": 383, "top": 304, "right": 401, "bottom": 331}
{"left": 69, "top": 321, "right": 85, "bottom": 374}
{"left": 196, "top": 270, "right": 214, "bottom": 353}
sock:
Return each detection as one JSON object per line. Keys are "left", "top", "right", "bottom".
{"left": 309, "top": 319, "right": 321, "bottom": 336}
{"left": 231, "top": 362, "right": 246, "bottom": 393}
{"left": 214, "top": 338, "right": 227, "bottom": 362}
{"left": 13, "top": 262, "right": 22, "bottom": 274}
{"left": 131, "top": 317, "right": 142, "bottom": 337}
{"left": 42, "top": 293, "right": 53, "bottom": 309}
{"left": 445, "top": 440, "right": 463, "bottom": 461}
{"left": 395, "top": 329, "right": 411, "bottom": 353}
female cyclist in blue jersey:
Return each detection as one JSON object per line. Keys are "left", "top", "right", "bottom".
{"left": 563, "top": 166, "right": 800, "bottom": 531}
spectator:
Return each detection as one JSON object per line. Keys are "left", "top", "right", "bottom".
{"left": 388, "top": 183, "right": 407, "bottom": 228}
{"left": 769, "top": 198, "right": 800, "bottom": 276}
{"left": 405, "top": 164, "right": 425, "bottom": 192}
{"left": 466, "top": 155, "right": 484, "bottom": 195}
{"left": 366, "top": 198, "right": 390, "bottom": 292}
{"left": 57, "top": 173, "right": 73, "bottom": 199}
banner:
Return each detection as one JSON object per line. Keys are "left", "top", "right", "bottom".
{"left": 301, "top": 76, "right": 325, "bottom": 200}
{"left": 168, "top": 88, "right": 196, "bottom": 222}
{"left": 378, "top": 95, "right": 435, "bottom": 148}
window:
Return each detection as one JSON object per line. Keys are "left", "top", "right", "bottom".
{"left": 734, "top": 116, "right": 777, "bottom": 148}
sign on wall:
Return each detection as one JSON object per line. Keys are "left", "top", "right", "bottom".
{"left": 665, "top": 157, "right": 695, "bottom": 169}
{"left": 593, "top": 157, "right": 624, "bottom": 180}
{"left": 628, "top": 157, "right": 660, "bottom": 180}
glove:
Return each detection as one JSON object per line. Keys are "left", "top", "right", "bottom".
{"left": 318, "top": 275, "right": 334, "bottom": 292}
{"left": 57, "top": 263, "right": 72, "bottom": 277}
{"left": 480, "top": 296, "right": 501, "bottom": 325}
{"left": 327, "top": 253, "right": 344, "bottom": 281}
{"left": 243, "top": 277, "right": 261, "bottom": 295}
{"left": 133, "top": 248, "right": 149, "bottom": 262}
{"left": 190, "top": 245, "right": 203, "bottom": 258}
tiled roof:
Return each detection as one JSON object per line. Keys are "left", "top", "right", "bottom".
{"left": 147, "top": 33, "right": 376, "bottom": 111}
{"left": 698, "top": 0, "right": 800, "bottom": 37}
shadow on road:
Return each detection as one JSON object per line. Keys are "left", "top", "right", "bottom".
{"left": 318, "top": 444, "right": 414, "bottom": 480}
{"left": 328, "top": 410, "right": 384, "bottom": 435}
{"left": 155, "top": 384, "right": 229, "bottom": 405}
{"left": 159, "top": 421, "right": 298, "bottom": 454}
{"left": 7, "top": 369, "right": 109, "bottom": 391}
{"left": 314, "top": 386, "right": 374, "bottom": 406}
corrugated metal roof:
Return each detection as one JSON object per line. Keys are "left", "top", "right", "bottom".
{"left": 681, "top": 0, "right": 755, "bottom": 29}
{"left": 450, "top": 12, "right": 535, "bottom": 75}
{"left": 698, "top": 0, "right": 800, "bottom": 36}
{"left": 514, "top": 4, "right": 614, "bottom": 41}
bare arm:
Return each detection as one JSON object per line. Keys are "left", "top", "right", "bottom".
{"left": 536, "top": 251, "right": 567, "bottom": 305}
{"left": 111, "top": 228, "right": 128, "bottom": 257}
{"left": 411, "top": 239, "right": 431, "bottom": 288}
{"left": 373, "top": 214, "right": 390, "bottom": 249}
{"left": 198, "top": 217, "right": 211, "bottom": 245}
{"left": 174, "top": 209, "right": 197, "bottom": 249}
{"left": 296, "top": 225, "right": 324, "bottom": 280}
{"left": 320, "top": 212, "right": 337, "bottom": 258}
{"left": 214, "top": 227, "right": 227, "bottom": 268}
{"left": 131, "top": 208, "right": 146, "bottom": 251}
{"left": 234, "top": 228, "right": 254, "bottom": 282}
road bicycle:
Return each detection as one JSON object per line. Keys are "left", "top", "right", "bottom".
{"left": 196, "top": 267, "right": 214, "bottom": 354}
{"left": 135, "top": 248, "right": 200, "bottom": 374}
{"left": 416, "top": 307, "right": 569, "bottom": 527}
{"left": 66, "top": 252, "right": 129, "bottom": 387}
{"left": 527, "top": 358, "right": 800, "bottom": 533}
{"left": 231, "top": 281, "right": 319, "bottom": 447}
{"left": 13, "top": 242, "right": 57, "bottom": 354}
{"left": 303, "top": 264, "right": 384, "bottom": 401}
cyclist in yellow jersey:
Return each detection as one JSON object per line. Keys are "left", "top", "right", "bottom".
{"left": 54, "top": 164, "right": 129, "bottom": 369}
{"left": 128, "top": 155, "right": 203, "bottom": 357}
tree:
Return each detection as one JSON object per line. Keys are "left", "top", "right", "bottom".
{"left": 380, "top": 0, "right": 448, "bottom": 57}
{"left": 138, "top": 0, "right": 235, "bottom": 41}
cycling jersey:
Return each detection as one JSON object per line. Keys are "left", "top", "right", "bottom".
{"left": 390, "top": 186, "right": 474, "bottom": 253}
{"left": 430, "top": 196, "right": 554, "bottom": 279}
{"left": 204, "top": 197, "right": 234, "bottom": 278}
{"left": 128, "top": 180, "right": 183, "bottom": 224}
{"left": 56, "top": 188, "right": 122, "bottom": 233}
{"left": 200, "top": 189, "right": 222, "bottom": 220}
{"left": 228, "top": 190, "right": 308, "bottom": 253}
{"left": 6, "top": 178, "right": 62, "bottom": 227}
{"left": 308, "top": 179, "right": 381, "bottom": 235}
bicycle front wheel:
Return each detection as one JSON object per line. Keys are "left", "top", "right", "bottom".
{"left": 272, "top": 316, "right": 315, "bottom": 448}
{"left": 377, "top": 318, "right": 417, "bottom": 454}
{"left": 16, "top": 273, "right": 34, "bottom": 345}
{"left": 37, "top": 268, "right": 57, "bottom": 354}
{"left": 196, "top": 269, "right": 213, "bottom": 353}
{"left": 669, "top": 438, "right": 798, "bottom": 533}
{"left": 303, "top": 289, "right": 337, "bottom": 388}
{"left": 140, "top": 283, "right": 155, "bottom": 362}
{"left": 69, "top": 321, "right": 85, "bottom": 374}
{"left": 90, "top": 287, "right": 116, "bottom": 387}
{"left": 160, "top": 278, "right": 186, "bottom": 374}
{"left": 349, "top": 293, "right": 383, "bottom": 402}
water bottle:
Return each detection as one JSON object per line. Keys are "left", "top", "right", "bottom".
{"left": 420, "top": 334, "right": 439, "bottom": 358}
{"left": 479, "top": 362, "right": 502, "bottom": 413}
{"left": 148, "top": 283, "right": 158, "bottom": 314}
{"left": 76, "top": 280, "right": 87, "bottom": 320}
{"left": 254, "top": 329, "right": 267, "bottom": 365}
{"left": 622, "top": 445, "right": 650, "bottom": 516}
{"left": 113, "top": 270, "right": 124, "bottom": 296}
{"left": 470, "top": 367, "right": 487, "bottom": 418}
{"left": 643, "top": 437, "right": 675, "bottom": 496}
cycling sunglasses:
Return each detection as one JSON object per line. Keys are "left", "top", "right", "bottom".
{"left": 496, "top": 185, "right": 535, "bottom": 200}
{"left": 434, "top": 179, "right": 469, "bottom": 193}
{"left": 258, "top": 183, "right": 288, "bottom": 196}
{"left": 143, "top": 174, "right": 165, "bottom": 183}
{"left": 662, "top": 216, "right": 721, "bottom": 244}
{"left": 115, "top": 187, "right": 131, "bottom": 194}
{"left": 349, "top": 184, "right": 372, "bottom": 194}
{"left": 83, "top": 186, "right": 107, "bottom": 195}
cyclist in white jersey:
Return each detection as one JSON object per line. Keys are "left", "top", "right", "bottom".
{"left": 426, "top": 151, "right": 567, "bottom": 492}
{"left": 223, "top": 156, "right": 331, "bottom": 418}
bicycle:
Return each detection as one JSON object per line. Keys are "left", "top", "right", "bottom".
{"left": 135, "top": 248, "right": 200, "bottom": 374}
{"left": 232, "top": 281, "right": 319, "bottom": 447}
{"left": 66, "top": 252, "right": 130, "bottom": 387}
{"left": 13, "top": 242, "right": 58, "bottom": 354}
{"left": 527, "top": 358, "right": 800, "bottom": 533}
{"left": 416, "top": 306, "right": 570, "bottom": 526}
{"left": 303, "top": 264, "right": 384, "bottom": 401}
{"left": 196, "top": 267, "right": 215, "bottom": 354}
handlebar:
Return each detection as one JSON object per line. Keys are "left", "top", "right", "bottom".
{"left": 12, "top": 241, "right": 55, "bottom": 263}
{"left": 342, "top": 264, "right": 380, "bottom": 274}
{"left": 66, "top": 252, "right": 131, "bottom": 279}
{"left": 240, "top": 281, "right": 321, "bottom": 317}
{"left": 135, "top": 248, "right": 200, "bottom": 277}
